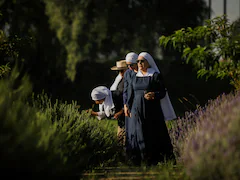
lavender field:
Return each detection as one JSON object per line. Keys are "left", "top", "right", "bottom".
{"left": 167, "top": 90, "right": 240, "bottom": 180}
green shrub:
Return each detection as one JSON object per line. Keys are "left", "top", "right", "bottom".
{"left": 0, "top": 70, "right": 65, "bottom": 177}
{"left": 0, "top": 69, "right": 120, "bottom": 178}
{"left": 31, "top": 93, "right": 120, "bottom": 171}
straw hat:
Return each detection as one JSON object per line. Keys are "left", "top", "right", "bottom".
{"left": 111, "top": 60, "right": 127, "bottom": 70}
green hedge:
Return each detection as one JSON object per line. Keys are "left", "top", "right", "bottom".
{"left": 0, "top": 69, "right": 120, "bottom": 178}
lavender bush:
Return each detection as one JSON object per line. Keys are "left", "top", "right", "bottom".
{"left": 167, "top": 105, "right": 206, "bottom": 160}
{"left": 178, "top": 91, "right": 240, "bottom": 180}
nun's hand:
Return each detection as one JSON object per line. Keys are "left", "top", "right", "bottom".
{"left": 144, "top": 92, "right": 155, "bottom": 100}
{"left": 86, "top": 109, "right": 98, "bottom": 116}
{"left": 114, "top": 109, "right": 124, "bottom": 119}
{"left": 124, "top": 104, "right": 130, "bottom": 117}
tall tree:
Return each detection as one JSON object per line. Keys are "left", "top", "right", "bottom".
{"left": 0, "top": 0, "right": 68, "bottom": 92}
{"left": 44, "top": 0, "right": 209, "bottom": 80}
{"left": 0, "top": 0, "right": 211, "bottom": 110}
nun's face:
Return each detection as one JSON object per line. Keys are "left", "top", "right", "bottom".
{"left": 127, "top": 62, "right": 138, "bottom": 71}
{"left": 94, "top": 99, "right": 104, "bottom": 104}
{"left": 137, "top": 56, "right": 150, "bottom": 72}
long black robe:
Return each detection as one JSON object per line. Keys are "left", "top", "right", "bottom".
{"left": 123, "top": 69, "right": 136, "bottom": 153}
{"left": 127, "top": 72, "right": 175, "bottom": 165}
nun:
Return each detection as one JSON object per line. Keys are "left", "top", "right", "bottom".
{"left": 123, "top": 52, "right": 138, "bottom": 116}
{"left": 126, "top": 52, "right": 176, "bottom": 166}
{"left": 90, "top": 86, "right": 115, "bottom": 120}
{"left": 123, "top": 52, "right": 138, "bottom": 158}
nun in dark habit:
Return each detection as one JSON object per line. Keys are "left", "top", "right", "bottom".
{"left": 126, "top": 52, "right": 177, "bottom": 166}
{"left": 123, "top": 52, "right": 138, "bottom": 158}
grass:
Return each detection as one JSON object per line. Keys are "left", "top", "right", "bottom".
{"left": 80, "top": 161, "right": 190, "bottom": 180}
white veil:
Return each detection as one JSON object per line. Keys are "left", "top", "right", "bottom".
{"left": 91, "top": 86, "right": 115, "bottom": 117}
{"left": 137, "top": 52, "right": 177, "bottom": 121}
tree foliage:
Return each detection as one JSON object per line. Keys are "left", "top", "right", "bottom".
{"left": 0, "top": 0, "right": 209, "bottom": 81}
{"left": 0, "top": 0, "right": 67, "bottom": 83}
{"left": 44, "top": 0, "right": 208, "bottom": 80}
{"left": 0, "top": 29, "right": 11, "bottom": 77}
{"left": 0, "top": 11, "right": 21, "bottom": 77}
{"left": 1, "top": 0, "right": 218, "bottom": 112}
{"left": 159, "top": 15, "right": 240, "bottom": 89}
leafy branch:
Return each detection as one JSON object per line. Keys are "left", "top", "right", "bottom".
{"left": 159, "top": 15, "right": 240, "bottom": 89}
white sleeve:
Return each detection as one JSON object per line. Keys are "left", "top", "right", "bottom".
{"left": 96, "top": 111, "right": 106, "bottom": 120}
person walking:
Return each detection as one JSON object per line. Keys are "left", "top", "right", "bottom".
{"left": 126, "top": 52, "right": 176, "bottom": 166}
{"left": 123, "top": 52, "right": 138, "bottom": 160}
{"left": 110, "top": 60, "right": 128, "bottom": 145}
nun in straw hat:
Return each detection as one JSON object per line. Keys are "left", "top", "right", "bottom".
{"left": 110, "top": 60, "right": 128, "bottom": 145}
{"left": 126, "top": 52, "right": 176, "bottom": 166}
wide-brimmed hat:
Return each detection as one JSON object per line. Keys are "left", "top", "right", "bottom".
{"left": 111, "top": 60, "right": 127, "bottom": 70}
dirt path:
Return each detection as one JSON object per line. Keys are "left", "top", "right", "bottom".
{"left": 80, "top": 166, "right": 186, "bottom": 180}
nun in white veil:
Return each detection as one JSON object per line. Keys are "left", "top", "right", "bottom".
{"left": 126, "top": 52, "right": 176, "bottom": 166}
{"left": 136, "top": 52, "right": 177, "bottom": 121}
{"left": 90, "top": 86, "right": 115, "bottom": 120}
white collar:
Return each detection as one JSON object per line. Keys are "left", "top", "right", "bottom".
{"left": 136, "top": 68, "right": 156, "bottom": 77}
